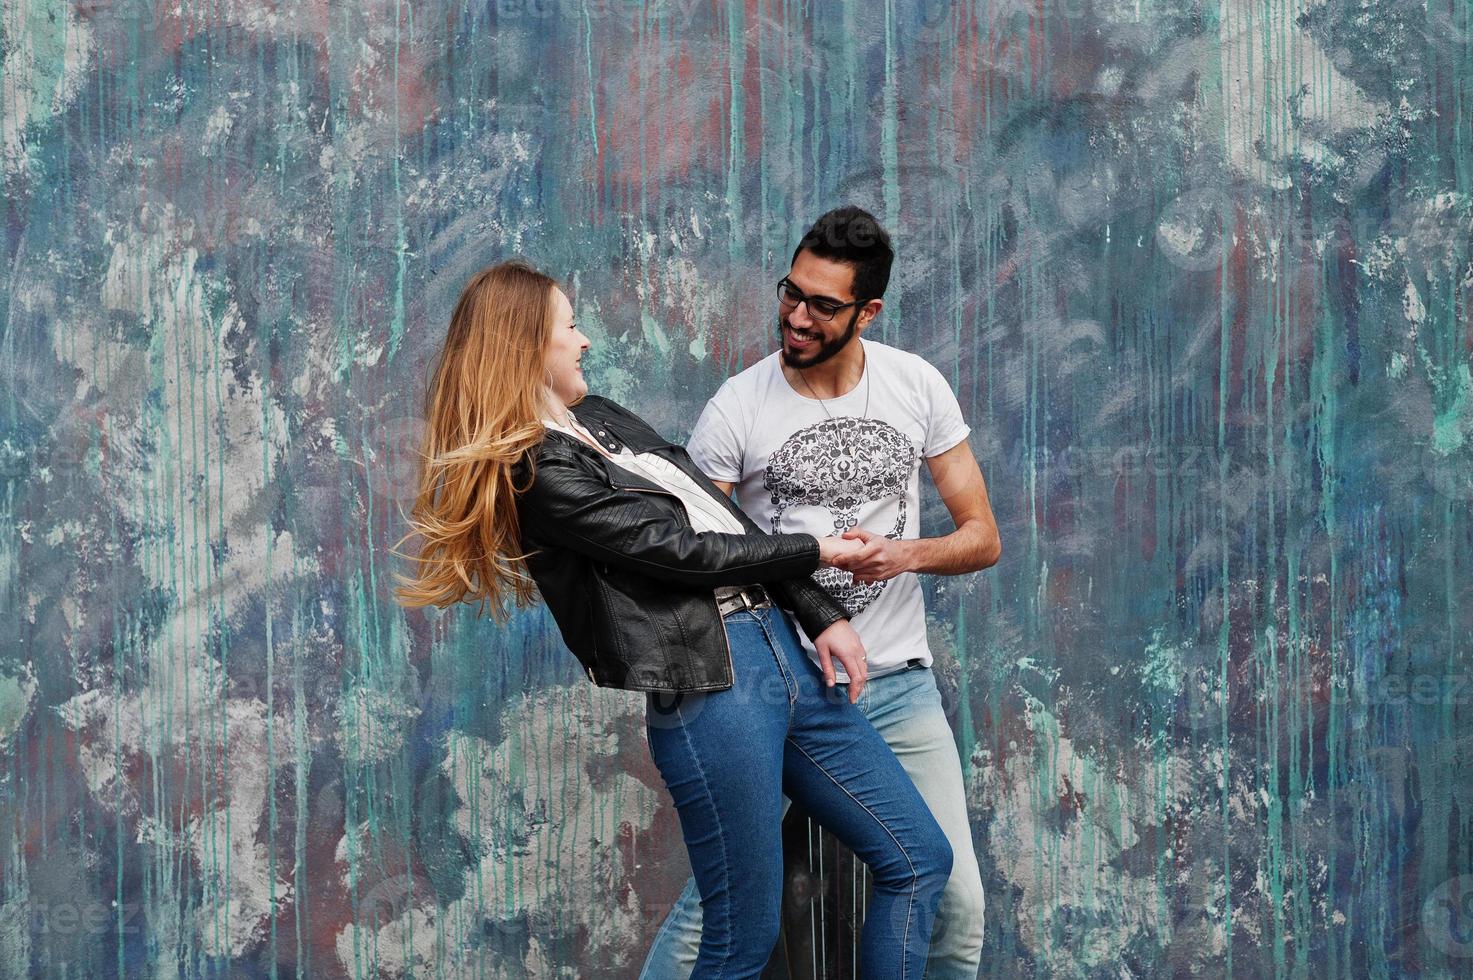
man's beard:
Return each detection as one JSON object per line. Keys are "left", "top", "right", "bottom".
{"left": 778, "top": 309, "right": 859, "bottom": 369}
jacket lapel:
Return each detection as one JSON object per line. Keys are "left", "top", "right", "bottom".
{"left": 575, "top": 397, "right": 673, "bottom": 454}
{"left": 567, "top": 398, "right": 748, "bottom": 518}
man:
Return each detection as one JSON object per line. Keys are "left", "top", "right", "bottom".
{"left": 640, "top": 205, "right": 1000, "bottom": 979}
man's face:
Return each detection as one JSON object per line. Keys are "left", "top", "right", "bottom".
{"left": 777, "top": 250, "right": 877, "bottom": 369}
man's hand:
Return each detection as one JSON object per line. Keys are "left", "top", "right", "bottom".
{"left": 833, "top": 527, "right": 914, "bottom": 583}
{"left": 817, "top": 535, "right": 865, "bottom": 567}
{"left": 832, "top": 440, "right": 1002, "bottom": 581}
{"left": 812, "top": 619, "right": 868, "bottom": 703}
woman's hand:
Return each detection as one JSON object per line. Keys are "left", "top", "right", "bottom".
{"left": 817, "top": 535, "right": 864, "bottom": 567}
{"left": 812, "top": 620, "right": 868, "bottom": 703}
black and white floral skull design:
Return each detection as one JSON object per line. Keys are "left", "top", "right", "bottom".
{"left": 764, "top": 418, "right": 917, "bottom": 616}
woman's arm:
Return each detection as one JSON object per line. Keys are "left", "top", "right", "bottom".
{"left": 669, "top": 447, "right": 853, "bottom": 636}
{"left": 519, "top": 450, "right": 823, "bottom": 587}
{"left": 765, "top": 576, "right": 849, "bottom": 641}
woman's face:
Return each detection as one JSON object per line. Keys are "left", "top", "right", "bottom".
{"left": 544, "top": 287, "right": 590, "bottom": 407}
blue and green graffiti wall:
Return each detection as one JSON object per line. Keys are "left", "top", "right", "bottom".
{"left": 3, "top": 0, "right": 1472, "bottom": 976}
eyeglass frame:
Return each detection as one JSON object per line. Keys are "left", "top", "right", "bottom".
{"left": 776, "top": 277, "right": 867, "bottom": 322}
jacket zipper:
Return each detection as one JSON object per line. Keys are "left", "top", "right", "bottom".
{"left": 607, "top": 478, "right": 737, "bottom": 687}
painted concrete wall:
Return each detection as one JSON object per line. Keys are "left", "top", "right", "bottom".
{"left": 2, "top": 0, "right": 1471, "bottom": 976}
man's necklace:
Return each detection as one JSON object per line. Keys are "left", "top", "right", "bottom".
{"left": 795, "top": 346, "right": 870, "bottom": 456}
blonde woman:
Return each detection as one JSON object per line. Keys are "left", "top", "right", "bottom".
{"left": 395, "top": 260, "right": 951, "bottom": 978}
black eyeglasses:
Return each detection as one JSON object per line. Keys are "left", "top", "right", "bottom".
{"left": 777, "top": 278, "right": 863, "bottom": 322}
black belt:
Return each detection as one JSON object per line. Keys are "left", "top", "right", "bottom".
{"left": 715, "top": 584, "right": 772, "bottom": 617}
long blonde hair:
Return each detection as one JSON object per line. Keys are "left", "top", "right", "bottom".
{"left": 392, "top": 260, "right": 566, "bottom": 620}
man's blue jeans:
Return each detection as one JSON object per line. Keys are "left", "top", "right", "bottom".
{"left": 643, "top": 604, "right": 953, "bottom": 979}
{"left": 642, "top": 657, "right": 985, "bottom": 979}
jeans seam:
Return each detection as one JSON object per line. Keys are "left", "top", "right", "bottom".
{"left": 787, "top": 738, "right": 921, "bottom": 980}
{"left": 755, "top": 610, "right": 798, "bottom": 724}
{"left": 673, "top": 700, "right": 734, "bottom": 979}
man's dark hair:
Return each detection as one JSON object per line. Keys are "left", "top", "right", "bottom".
{"left": 791, "top": 206, "right": 894, "bottom": 303}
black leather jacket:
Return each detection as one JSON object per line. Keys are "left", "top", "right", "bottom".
{"left": 512, "top": 394, "right": 848, "bottom": 693}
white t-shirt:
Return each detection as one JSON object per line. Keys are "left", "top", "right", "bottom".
{"left": 686, "top": 338, "right": 971, "bottom": 678}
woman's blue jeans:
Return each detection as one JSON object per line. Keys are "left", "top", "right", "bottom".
{"left": 644, "top": 603, "right": 953, "bottom": 979}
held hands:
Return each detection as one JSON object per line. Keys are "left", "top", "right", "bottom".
{"left": 817, "top": 531, "right": 910, "bottom": 584}
{"left": 830, "top": 527, "right": 912, "bottom": 584}
{"left": 817, "top": 535, "right": 865, "bottom": 567}
{"left": 812, "top": 619, "right": 868, "bottom": 703}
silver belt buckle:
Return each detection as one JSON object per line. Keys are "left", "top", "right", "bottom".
{"left": 719, "top": 585, "right": 765, "bottom": 617}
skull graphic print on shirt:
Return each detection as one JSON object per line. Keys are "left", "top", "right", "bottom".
{"left": 764, "top": 417, "right": 918, "bottom": 617}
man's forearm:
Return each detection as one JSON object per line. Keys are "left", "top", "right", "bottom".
{"left": 901, "top": 519, "right": 1001, "bottom": 576}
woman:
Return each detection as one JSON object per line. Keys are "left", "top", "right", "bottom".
{"left": 394, "top": 260, "right": 951, "bottom": 978}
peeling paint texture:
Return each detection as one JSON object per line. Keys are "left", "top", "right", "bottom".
{"left": 2, "top": 0, "right": 1472, "bottom": 977}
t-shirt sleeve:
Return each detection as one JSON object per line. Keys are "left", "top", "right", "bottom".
{"left": 686, "top": 383, "right": 746, "bottom": 483}
{"left": 921, "top": 362, "right": 971, "bottom": 457}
